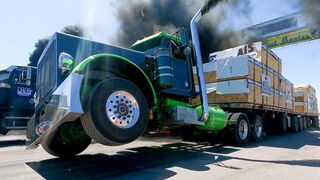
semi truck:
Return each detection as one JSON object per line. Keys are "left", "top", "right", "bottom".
{"left": 0, "top": 66, "right": 36, "bottom": 135}
{"left": 26, "top": 8, "right": 319, "bottom": 157}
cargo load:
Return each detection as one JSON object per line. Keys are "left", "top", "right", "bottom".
{"left": 193, "top": 42, "right": 294, "bottom": 110}
{"left": 208, "top": 42, "right": 282, "bottom": 74}
{"left": 294, "top": 85, "right": 318, "bottom": 115}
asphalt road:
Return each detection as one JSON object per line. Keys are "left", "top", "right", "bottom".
{"left": 0, "top": 130, "right": 319, "bottom": 180}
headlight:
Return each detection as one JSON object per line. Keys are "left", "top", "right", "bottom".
{"left": 0, "top": 83, "right": 11, "bottom": 89}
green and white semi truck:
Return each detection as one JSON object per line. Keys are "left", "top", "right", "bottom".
{"left": 26, "top": 8, "right": 318, "bottom": 157}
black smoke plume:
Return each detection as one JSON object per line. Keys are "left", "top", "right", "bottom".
{"left": 298, "top": 0, "right": 320, "bottom": 27}
{"left": 28, "top": 25, "right": 84, "bottom": 67}
{"left": 115, "top": 0, "right": 252, "bottom": 61}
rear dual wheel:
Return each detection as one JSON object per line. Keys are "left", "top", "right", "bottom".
{"left": 229, "top": 113, "right": 251, "bottom": 146}
{"left": 298, "top": 117, "right": 303, "bottom": 132}
{"left": 278, "top": 113, "right": 288, "bottom": 133}
{"left": 291, "top": 116, "right": 299, "bottom": 132}
{"left": 252, "top": 115, "right": 264, "bottom": 142}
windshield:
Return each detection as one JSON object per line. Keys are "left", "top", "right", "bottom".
{"left": 0, "top": 71, "right": 10, "bottom": 81}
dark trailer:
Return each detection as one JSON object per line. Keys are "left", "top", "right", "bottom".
{"left": 0, "top": 66, "right": 36, "bottom": 135}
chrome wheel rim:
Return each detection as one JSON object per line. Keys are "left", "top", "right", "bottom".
{"left": 255, "top": 119, "right": 262, "bottom": 137}
{"left": 106, "top": 90, "right": 140, "bottom": 129}
{"left": 239, "top": 119, "right": 249, "bottom": 140}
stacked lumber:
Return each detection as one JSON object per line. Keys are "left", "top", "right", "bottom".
{"left": 193, "top": 42, "right": 294, "bottom": 110}
{"left": 294, "top": 85, "right": 318, "bottom": 115}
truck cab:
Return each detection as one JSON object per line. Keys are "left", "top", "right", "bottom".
{"left": 0, "top": 66, "right": 36, "bottom": 135}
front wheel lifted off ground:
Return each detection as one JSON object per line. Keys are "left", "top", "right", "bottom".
{"left": 229, "top": 113, "right": 251, "bottom": 146}
{"left": 41, "top": 120, "right": 92, "bottom": 157}
{"left": 81, "top": 77, "right": 148, "bottom": 146}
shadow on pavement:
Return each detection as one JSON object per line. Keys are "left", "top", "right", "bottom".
{"left": 26, "top": 142, "right": 238, "bottom": 179}
{"left": 26, "top": 130, "right": 319, "bottom": 179}
{"left": 246, "top": 130, "right": 320, "bottom": 150}
{"left": 0, "top": 139, "right": 26, "bottom": 148}
{"left": 218, "top": 156, "right": 320, "bottom": 168}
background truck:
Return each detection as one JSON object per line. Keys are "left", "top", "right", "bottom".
{"left": 0, "top": 66, "right": 36, "bottom": 135}
{"left": 26, "top": 7, "right": 319, "bottom": 157}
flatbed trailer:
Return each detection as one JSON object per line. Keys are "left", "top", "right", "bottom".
{"left": 210, "top": 102, "right": 318, "bottom": 131}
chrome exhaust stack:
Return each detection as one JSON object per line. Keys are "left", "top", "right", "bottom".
{"left": 190, "top": 9, "right": 209, "bottom": 122}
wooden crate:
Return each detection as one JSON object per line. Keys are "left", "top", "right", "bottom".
{"left": 295, "top": 96, "right": 307, "bottom": 102}
{"left": 274, "top": 89, "right": 280, "bottom": 107}
{"left": 261, "top": 48, "right": 268, "bottom": 65}
{"left": 194, "top": 71, "right": 217, "bottom": 85}
{"left": 279, "top": 75, "right": 286, "bottom": 94}
{"left": 254, "top": 61, "right": 263, "bottom": 83}
{"left": 278, "top": 58, "right": 282, "bottom": 74}
{"left": 294, "top": 85, "right": 316, "bottom": 96}
{"left": 273, "top": 73, "right": 279, "bottom": 90}
{"left": 262, "top": 67, "right": 274, "bottom": 106}
{"left": 255, "top": 82, "right": 263, "bottom": 105}
{"left": 267, "top": 51, "right": 280, "bottom": 74}
{"left": 279, "top": 92, "right": 286, "bottom": 108}
{"left": 295, "top": 105, "right": 307, "bottom": 113}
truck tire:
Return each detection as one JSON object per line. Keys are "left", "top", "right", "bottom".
{"left": 252, "top": 114, "right": 264, "bottom": 142}
{"left": 229, "top": 113, "right": 251, "bottom": 146}
{"left": 306, "top": 117, "right": 312, "bottom": 129}
{"left": 0, "top": 115, "right": 9, "bottom": 135}
{"left": 81, "top": 78, "right": 148, "bottom": 146}
{"left": 0, "top": 128, "right": 8, "bottom": 135}
{"left": 312, "top": 117, "right": 319, "bottom": 128}
{"left": 41, "top": 120, "right": 92, "bottom": 157}
{"left": 291, "top": 116, "right": 299, "bottom": 132}
{"left": 278, "top": 112, "right": 288, "bottom": 133}
{"left": 298, "top": 117, "right": 303, "bottom": 132}
{"left": 302, "top": 117, "right": 307, "bottom": 131}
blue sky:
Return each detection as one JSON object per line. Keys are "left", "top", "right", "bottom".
{"left": 0, "top": 0, "right": 319, "bottom": 111}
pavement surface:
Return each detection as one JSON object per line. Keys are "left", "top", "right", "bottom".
{"left": 0, "top": 130, "right": 319, "bottom": 180}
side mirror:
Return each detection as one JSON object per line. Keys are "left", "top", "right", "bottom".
{"left": 59, "top": 52, "right": 74, "bottom": 76}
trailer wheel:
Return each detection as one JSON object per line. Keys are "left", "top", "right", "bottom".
{"left": 306, "top": 117, "right": 311, "bottom": 129}
{"left": 278, "top": 112, "right": 288, "bottom": 133}
{"left": 302, "top": 117, "right": 307, "bottom": 131}
{"left": 230, "top": 113, "right": 250, "bottom": 146}
{"left": 291, "top": 116, "right": 299, "bottom": 132}
{"left": 312, "top": 117, "right": 319, "bottom": 128}
{"left": 298, "top": 117, "right": 303, "bottom": 132}
{"left": 41, "top": 120, "right": 92, "bottom": 157}
{"left": 252, "top": 115, "right": 264, "bottom": 142}
{"left": 0, "top": 116, "right": 9, "bottom": 135}
{"left": 81, "top": 77, "right": 148, "bottom": 145}
{"left": 0, "top": 128, "right": 8, "bottom": 135}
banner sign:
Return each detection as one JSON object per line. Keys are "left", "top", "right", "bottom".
{"left": 265, "top": 28, "right": 320, "bottom": 48}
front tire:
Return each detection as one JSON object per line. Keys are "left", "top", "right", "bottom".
{"left": 81, "top": 78, "right": 148, "bottom": 146}
{"left": 41, "top": 120, "right": 92, "bottom": 157}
